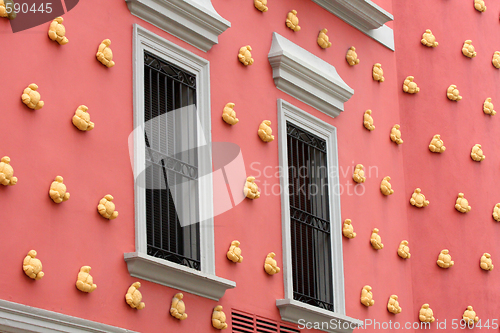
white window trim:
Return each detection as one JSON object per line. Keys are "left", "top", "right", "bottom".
{"left": 276, "top": 99, "right": 362, "bottom": 333}
{"left": 268, "top": 33, "right": 354, "bottom": 119}
{"left": 124, "top": 24, "right": 235, "bottom": 301}
{"left": 0, "top": 299, "right": 137, "bottom": 333}
{"left": 125, "top": 0, "right": 230, "bottom": 52}
{"left": 311, "top": 0, "right": 394, "bottom": 50}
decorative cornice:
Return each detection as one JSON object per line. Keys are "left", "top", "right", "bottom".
{"left": 0, "top": 299, "right": 137, "bottom": 333}
{"left": 124, "top": 252, "right": 236, "bottom": 301}
{"left": 276, "top": 299, "right": 363, "bottom": 333}
{"left": 312, "top": 0, "right": 394, "bottom": 50}
{"left": 125, "top": 0, "right": 230, "bottom": 52}
{"left": 268, "top": 33, "right": 354, "bottom": 118}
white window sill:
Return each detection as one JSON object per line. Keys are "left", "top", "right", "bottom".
{"left": 276, "top": 299, "right": 362, "bottom": 333}
{"left": 125, "top": 0, "right": 230, "bottom": 52}
{"left": 124, "top": 252, "right": 236, "bottom": 301}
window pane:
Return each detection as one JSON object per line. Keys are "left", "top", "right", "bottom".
{"left": 287, "top": 121, "right": 334, "bottom": 311}
{"left": 144, "top": 51, "right": 200, "bottom": 270}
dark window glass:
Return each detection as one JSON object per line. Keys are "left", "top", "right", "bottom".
{"left": 143, "top": 51, "right": 200, "bottom": 270}
{"left": 287, "top": 121, "right": 334, "bottom": 311}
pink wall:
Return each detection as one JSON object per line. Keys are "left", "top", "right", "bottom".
{"left": 2, "top": 0, "right": 481, "bottom": 332}
{"left": 394, "top": 0, "right": 500, "bottom": 331}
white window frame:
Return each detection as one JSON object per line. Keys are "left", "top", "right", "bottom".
{"left": 124, "top": 24, "right": 235, "bottom": 301}
{"left": 276, "top": 99, "right": 361, "bottom": 333}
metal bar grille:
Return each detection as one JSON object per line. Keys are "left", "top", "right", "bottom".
{"left": 232, "top": 309, "right": 300, "bottom": 333}
{"left": 144, "top": 51, "right": 201, "bottom": 271}
{"left": 286, "top": 121, "right": 334, "bottom": 311}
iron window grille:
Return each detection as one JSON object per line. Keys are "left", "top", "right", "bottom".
{"left": 232, "top": 309, "right": 300, "bottom": 333}
{"left": 286, "top": 121, "right": 334, "bottom": 311}
{"left": 143, "top": 51, "right": 201, "bottom": 270}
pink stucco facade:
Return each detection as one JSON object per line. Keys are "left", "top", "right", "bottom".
{"left": 0, "top": 0, "right": 499, "bottom": 332}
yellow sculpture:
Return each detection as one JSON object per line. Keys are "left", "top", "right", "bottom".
{"left": 72, "top": 105, "right": 94, "bottom": 131}
{"left": 254, "top": 0, "right": 267, "bottom": 12}
{"left": 387, "top": 295, "right": 402, "bottom": 314}
{"left": 96, "top": 39, "right": 115, "bottom": 68}
{"left": 49, "top": 176, "right": 70, "bottom": 204}
{"left": 471, "top": 144, "right": 485, "bottom": 161}
{"left": 244, "top": 176, "right": 260, "bottom": 199}
{"left": 398, "top": 240, "right": 411, "bottom": 259}
{"left": 403, "top": 76, "right": 419, "bottom": 94}
{"left": 380, "top": 176, "right": 394, "bottom": 196}
{"left": 76, "top": 266, "right": 97, "bottom": 293}
{"left": 493, "top": 203, "right": 500, "bottom": 221}
{"left": 419, "top": 304, "right": 435, "bottom": 323}
{"left": 264, "top": 252, "right": 280, "bottom": 275}
{"left": 342, "top": 219, "right": 356, "bottom": 239}
{"left": 390, "top": 124, "right": 403, "bottom": 144}
{"left": 48, "top": 17, "right": 68, "bottom": 45}
{"left": 352, "top": 164, "right": 366, "bottom": 183}
{"left": 238, "top": 45, "right": 254, "bottom": 66}
{"left": 222, "top": 103, "right": 238, "bottom": 125}
{"left": 474, "top": 0, "right": 486, "bottom": 12}
{"left": 317, "top": 29, "right": 332, "bottom": 49}
{"left": 447, "top": 85, "right": 462, "bottom": 101}
{"left": 125, "top": 282, "right": 145, "bottom": 309}
{"left": 437, "top": 249, "right": 454, "bottom": 268}
{"left": 98, "top": 194, "right": 119, "bottom": 220}
{"left": 0, "top": 156, "right": 17, "bottom": 186}
{"left": 455, "top": 193, "right": 471, "bottom": 213}
{"left": 346, "top": 47, "right": 360, "bottom": 66}
{"left": 462, "top": 40, "right": 477, "bottom": 58}
{"left": 492, "top": 51, "right": 500, "bottom": 68}
{"left": 360, "top": 285, "right": 374, "bottom": 307}
{"left": 170, "top": 293, "right": 187, "bottom": 320}
{"left": 480, "top": 253, "right": 493, "bottom": 271}
{"left": 483, "top": 98, "right": 496, "bottom": 115}
{"left": 23, "top": 250, "right": 44, "bottom": 280}
{"left": 372, "top": 63, "right": 384, "bottom": 82}
{"left": 212, "top": 305, "right": 228, "bottom": 330}
{"left": 0, "top": 0, "right": 16, "bottom": 20}
{"left": 463, "top": 306, "right": 479, "bottom": 325}
{"left": 370, "top": 228, "right": 383, "bottom": 250}
{"left": 227, "top": 240, "right": 243, "bottom": 263}
{"left": 363, "top": 110, "right": 375, "bottom": 131}
{"left": 421, "top": 29, "right": 438, "bottom": 47}
{"left": 22, "top": 84, "right": 44, "bottom": 110}
{"left": 258, "top": 120, "right": 274, "bottom": 142}
{"left": 410, "top": 188, "right": 429, "bottom": 208}
{"left": 429, "top": 134, "right": 446, "bottom": 153}
{"left": 286, "top": 10, "right": 300, "bottom": 32}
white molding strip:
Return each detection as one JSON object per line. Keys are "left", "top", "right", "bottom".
{"left": 124, "top": 252, "right": 236, "bottom": 301}
{"left": 0, "top": 299, "right": 137, "bottom": 333}
{"left": 312, "top": 0, "right": 394, "bottom": 50}
{"left": 276, "top": 299, "right": 362, "bottom": 333}
{"left": 268, "top": 33, "right": 354, "bottom": 119}
{"left": 125, "top": 0, "right": 230, "bottom": 52}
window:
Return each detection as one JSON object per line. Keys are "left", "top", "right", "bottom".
{"left": 143, "top": 51, "right": 201, "bottom": 270}
{"left": 276, "top": 99, "right": 361, "bottom": 332}
{"left": 232, "top": 309, "right": 300, "bottom": 333}
{"left": 286, "top": 122, "right": 334, "bottom": 311}
{"left": 124, "top": 24, "right": 235, "bottom": 301}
